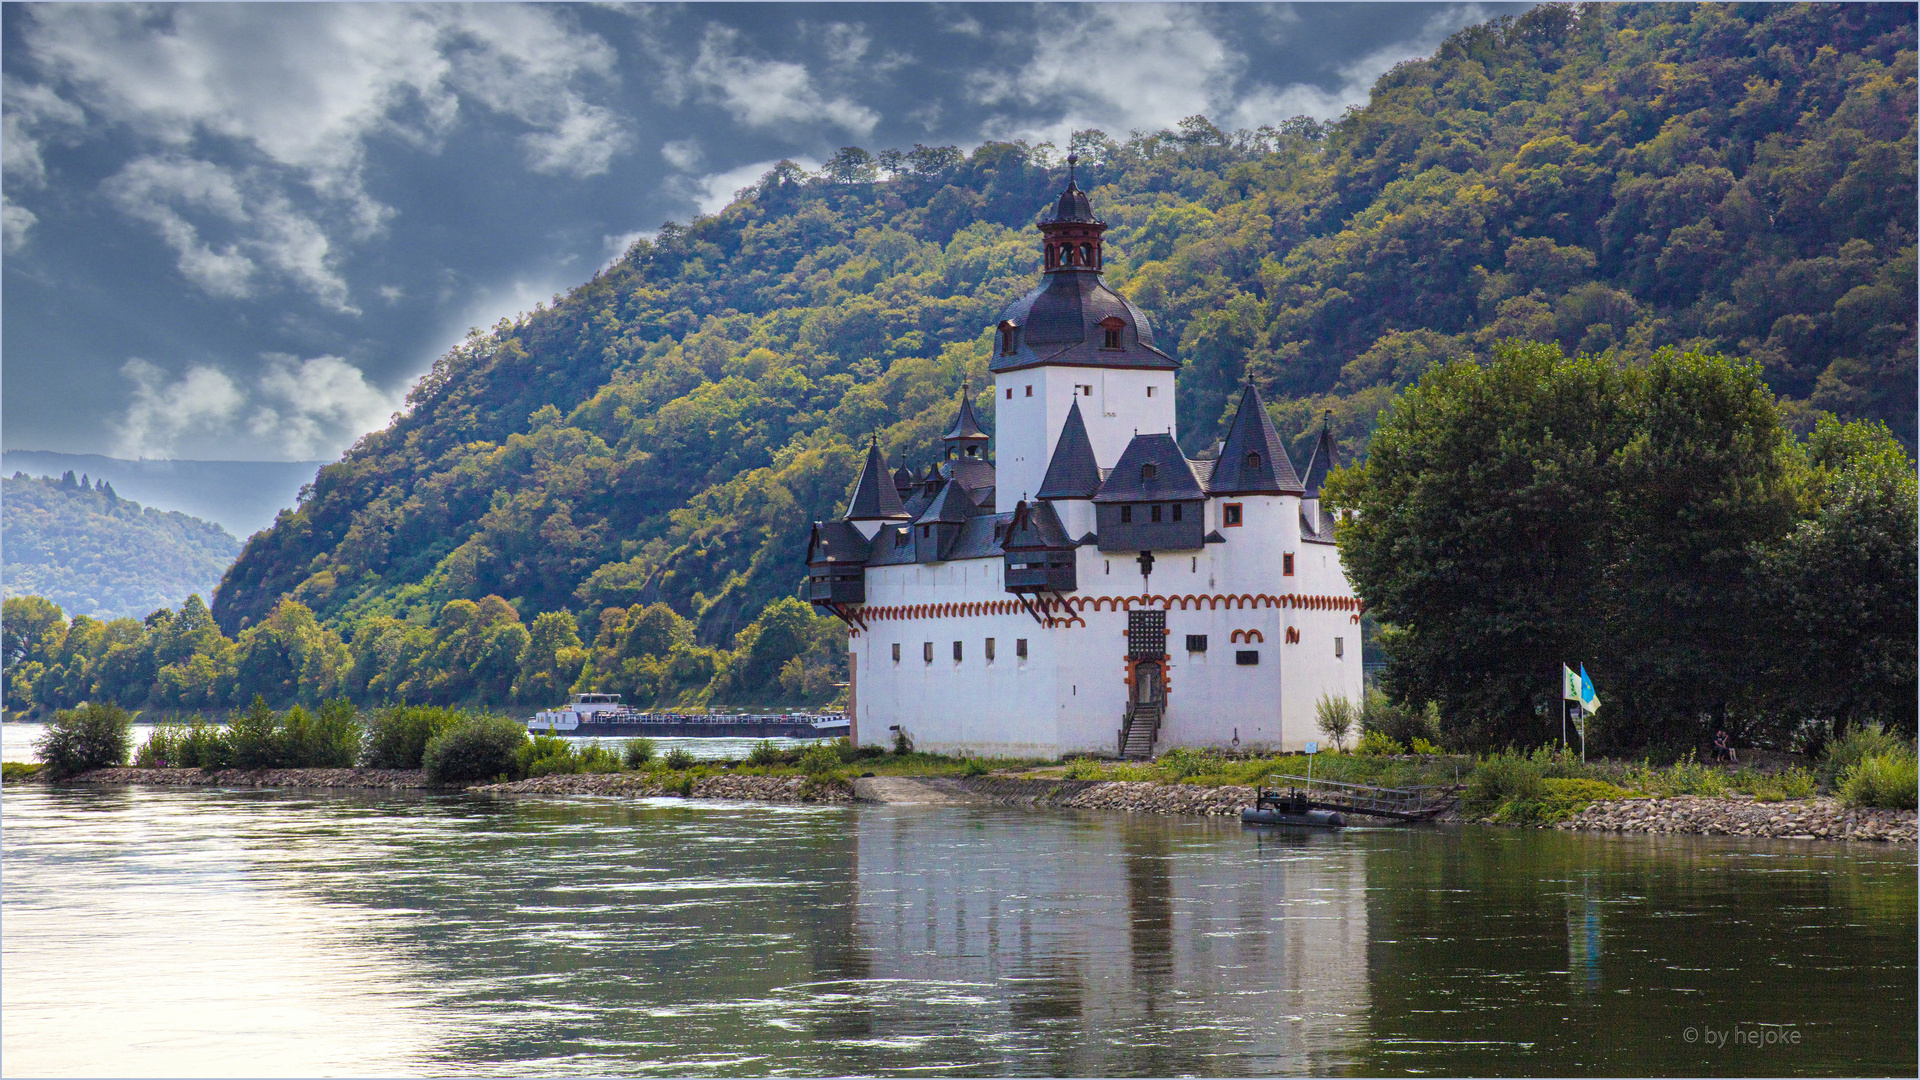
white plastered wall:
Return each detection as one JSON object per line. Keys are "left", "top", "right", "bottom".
{"left": 992, "top": 365, "right": 1175, "bottom": 512}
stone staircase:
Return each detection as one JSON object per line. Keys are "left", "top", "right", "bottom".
{"left": 1118, "top": 701, "right": 1162, "bottom": 760}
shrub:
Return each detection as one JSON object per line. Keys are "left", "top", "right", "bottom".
{"left": 1463, "top": 751, "right": 1545, "bottom": 818}
{"left": 1731, "top": 767, "right": 1816, "bottom": 802}
{"left": 1840, "top": 752, "right": 1918, "bottom": 810}
{"left": 576, "top": 743, "right": 623, "bottom": 773}
{"left": 1157, "top": 746, "right": 1226, "bottom": 780}
{"left": 622, "top": 738, "right": 657, "bottom": 769}
{"left": 227, "top": 695, "right": 281, "bottom": 769}
{"left": 892, "top": 728, "right": 912, "bottom": 755}
{"left": 517, "top": 734, "right": 578, "bottom": 777}
{"left": 797, "top": 743, "right": 839, "bottom": 776}
{"left": 1493, "top": 777, "right": 1634, "bottom": 825}
{"left": 281, "top": 699, "right": 361, "bottom": 768}
{"left": 831, "top": 736, "right": 865, "bottom": 764}
{"left": 3, "top": 761, "right": 44, "bottom": 782}
{"left": 1064, "top": 757, "right": 1104, "bottom": 780}
{"left": 1360, "top": 689, "right": 1441, "bottom": 747}
{"left": 1409, "top": 737, "right": 1444, "bottom": 755}
{"left": 363, "top": 706, "right": 463, "bottom": 770}
{"left": 1818, "top": 724, "right": 1908, "bottom": 792}
{"left": 1354, "top": 730, "right": 1404, "bottom": 757}
{"left": 664, "top": 747, "right": 697, "bottom": 770}
{"left": 423, "top": 716, "right": 529, "bottom": 785}
{"left": 35, "top": 703, "right": 132, "bottom": 778}
{"left": 747, "top": 740, "right": 785, "bottom": 766}
{"left": 1625, "top": 753, "right": 1729, "bottom": 797}
{"left": 962, "top": 757, "right": 992, "bottom": 777}
{"left": 1315, "top": 693, "right": 1356, "bottom": 751}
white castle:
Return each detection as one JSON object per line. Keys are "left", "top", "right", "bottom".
{"left": 806, "top": 173, "right": 1363, "bottom": 759}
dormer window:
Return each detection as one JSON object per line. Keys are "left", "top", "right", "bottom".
{"left": 998, "top": 320, "right": 1018, "bottom": 356}
{"left": 1099, "top": 316, "right": 1125, "bottom": 350}
{"left": 1247, "top": 451, "right": 1261, "bottom": 469}
{"left": 1141, "top": 463, "right": 1158, "bottom": 481}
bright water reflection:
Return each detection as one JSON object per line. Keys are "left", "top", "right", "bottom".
{"left": 2, "top": 787, "right": 1912, "bottom": 1076}
{"left": 0, "top": 722, "right": 803, "bottom": 763}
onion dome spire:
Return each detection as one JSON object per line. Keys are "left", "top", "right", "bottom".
{"left": 1041, "top": 153, "right": 1106, "bottom": 272}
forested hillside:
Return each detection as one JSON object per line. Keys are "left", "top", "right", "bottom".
{"left": 3, "top": 472, "right": 239, "bottom": 620}
{"left": 210, "top": 1, "right": 1912, "bottom": 681}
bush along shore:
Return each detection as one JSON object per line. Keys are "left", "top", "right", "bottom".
{"left": 11, "top": 704, "right": 1913, "bottom": 842}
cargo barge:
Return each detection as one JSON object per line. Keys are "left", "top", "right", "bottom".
{"left": 529, "top": 694, "right": 849, "bottom": 739}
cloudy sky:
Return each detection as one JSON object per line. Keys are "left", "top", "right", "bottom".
{"left": 2, "top": 2, "right": 1524, "bottom": 462}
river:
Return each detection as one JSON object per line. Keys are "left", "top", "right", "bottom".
{"left": 2, "top": 784, "right": 1911, "bottom": 1076}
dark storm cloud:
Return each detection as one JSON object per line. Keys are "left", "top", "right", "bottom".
{"left": 1, "top": 2, "right": 1528, "bottom": 461}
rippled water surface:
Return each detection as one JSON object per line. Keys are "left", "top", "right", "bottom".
{"left": 0, "top": 721, "right": 802, "bottom": 763}
{"left": 3, "top": 785, "right": 1912, "bottom": 1076}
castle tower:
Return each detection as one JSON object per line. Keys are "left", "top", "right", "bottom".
{"left": 991, "top": 157, "right": 1178, "bottom": 509}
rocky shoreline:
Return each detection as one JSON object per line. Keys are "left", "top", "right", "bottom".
{"left": 22, "top": 767, "right": 1915, "bottom": 844}
{"left": 1554, "top": 794, "right": 1916, "bottom": 843}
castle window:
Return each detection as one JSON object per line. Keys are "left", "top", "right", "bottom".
{"left": 1120, "top": 506, "right": 1132, "bottom": 524}
{"left": 1016, "top": 638, "right": 1028, "bottom": 658}
{"left": 1104, "top": 327, "right": 1120, "bottom": 348}
{"left": 1146, "top": 386, "right": 1156, "bottom": 397}
{"left": 1080, "top": 384, "right": 1093, "bottom": 395}
{"left": 1335, "top": 636, "right": 1345, "bottom": 659}
{"left": 1006, "top": 388, "right": 1012, "bottom": 400}
{"left": 985, "top": 637, "right": 995, "bottom": 662}
{"left": 1237, "top": 650, "right": 1260, "bottom": 665}
{"left": 1223, "top": 503, "right": 1242, "bottom": 527}
{"left": 1150, "top": 505, "right": 1162, "bottom": 523}
{"left": 922, "top": 525, "right": 931, "bottom": 538}
{"left": 1247, "top": 451, "right": 1261, "bottom": 469}
{"left": 1025, "top": 385, "right": 1033, "bottom": 397}
{"left": 1283, "top": 553, "right": 1294, "bottom": 576}
{"left": 1187, "top": 634, "right": 1208, "bottom": 653}
{"left": 998, "top": 321, "right": 1016, "bottom": 356}
{"left": 1080, "top": 242, "right": 1094, "bottom": 266}
{"left": 953, "top": 641, "right": 963, "bottom": 662}
{"left": 1172, "top": 504, "right": 1183, "bottom": 522}
{"left": 923, "top": 642, "right": 933, "bottom": 664}
{"left": 892, "top": 643, "right": 901, "bottom": 663}
{"left": 1141, "top": 463, "right": 1158, "bottom": 481}
{"left": 1046, "top": 244, "right": 1058, "bottom": 268}
{"left": 993, "top": 523, "right": 1004, "bottom": 540}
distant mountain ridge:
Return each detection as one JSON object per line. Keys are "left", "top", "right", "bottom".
{"left": 2, "top": 472, "right": 241, "bottom": 621}
{"left": 0, "top": 452, "right": 325, "bottom": 537}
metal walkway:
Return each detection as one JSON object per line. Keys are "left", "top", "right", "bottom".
{"left": 1259, "top": 774, "right": 1458, "bottom": 821}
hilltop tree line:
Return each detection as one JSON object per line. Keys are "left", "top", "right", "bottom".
{"left": 2, "top": 472, "right": 239, "bottom": 621}
{"left": 1, "top": 592, "right": 845, "bottom": 718}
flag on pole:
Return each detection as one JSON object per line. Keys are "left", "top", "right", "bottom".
{"left": 1578, "top": 664, "right": 1600, "bottom": 713}
{"left": 1563, "top": 664, "right": 1582, "bottom": 701}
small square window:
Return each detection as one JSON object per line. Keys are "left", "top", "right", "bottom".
{"left": 1335, "top": 637, "right": 1344, "bottom": 659}
{"left": 953, "top": 640, "right": 963, "bottom": 662}
{"left": 1006, "top": 387, "right": 1013, "bottom": 400}
{"left": 1146, "top": 386, "right": 1156, "bottom": 397}
{"left": 1103, "top": 328, "right": 1120, "bottom": 348}
{"left": 1025, "top": 385, "right": 1033, "bottom": 397}
{"left": 1016, "top": 638, "right": 1028, "bottom": 658}
{"left": 1186, "top": 634, "right": 1208, "bottom": 653}
{"left": 1172, "top": 504, "right": 1183, "bottom": 522}
{"left": 1236, "top": 650, "right": 1259, "bottom": 666}
{"left": 1150, "top": 505, "right": 1162, "bottom": 523}
{"left": 1283, "top": 553, "right": 1294, "bottom": 576}
{"left": 923, "top": 642, "right": 933, "bottom": 664}
{"left": 1121, "top": 505, "right": 1133, "bottom": 524}
{"left": 1080, "top": 384, "right": 1093, "bottom": 395}
{"left": 985, "top": 637, "right": 996, "bottom": 661}
{"left": 892, "top": 643, "right": 901, "bottom": 663}
{"left": 1223, "top": 503, "right": 1243, "bottom": 527}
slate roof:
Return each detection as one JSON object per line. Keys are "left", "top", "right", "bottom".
{"left": 991, "top": 271, "right": 1178, "bottom": 374}
{"left": 945, "top": 456, "right": 997, "bottom": 500}
{"left": 844, "top": 437, "right": 908, "bottom": 520}
{"left": 916, "top": 478, "right": 979, "bottom": 525}
{"left": 1208, "top": 383, "right": 1304, "bottom": 495}
{"left": 892, "top": 464, "right": 916, "bottom": 498}
{"left": 1301, "top": 510, "right": 1336, "bottom": 544}
{"left": 1302, "top": 411, "right": 1337, "bottom": 498}
{"left": 1048, "top": 180, "right": 1098, "bottom": 224}
{"left": 1092, "top": 434, "right": 1207, "bottom": 503}
{"left": 946, "top": 513, "right": 1015, "bottom": 561}
{"left": 1003, "top": 499, "right": 1075, "bottom": 550}
{"left": 806, "top": 520, "right": 871, "bottom": 566}
{"left": 865, "top": 524, "right": 918, "bottom": 566}
{"left": 942, "top": 384, "right": 990, "bottom": 443}
{"left": 1036, "top": 401, "right": 1101, "bottom": 500}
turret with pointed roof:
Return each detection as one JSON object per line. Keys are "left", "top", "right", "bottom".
{"left": 1301, "top": 410, "right": 1336, "bottom": 498}
{"left": 1208, "top": 382, "right": 1303, "bottom": 496}
{"left": 843, "top": 435, "right": 908, "bottom": 525}
{"left": 1037, "top": 400, "right": 1101, "bottom": 500}
{"left": 942, "top": 381, "right": 990, "bottom": 459}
